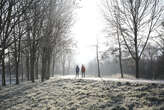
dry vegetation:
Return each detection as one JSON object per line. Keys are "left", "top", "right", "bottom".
{"left": 0, "top": 77, "right": 164, "bottom": 110}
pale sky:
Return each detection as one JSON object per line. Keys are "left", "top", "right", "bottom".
{"left": 72, "top": 0, "right": 106, "bottom": 65}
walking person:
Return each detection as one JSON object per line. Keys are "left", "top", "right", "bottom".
{"left": 76, "top": 65, "right": 80, "bottom": 78}
{"left": 81, "top": 65, "right": 86, "bottom": 78}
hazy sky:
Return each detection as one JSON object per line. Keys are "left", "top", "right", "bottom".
{"left": 72, "top": 0, "right": 106, "bottom": 65}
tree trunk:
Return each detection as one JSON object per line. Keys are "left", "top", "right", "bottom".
{"left": 8, "top": 52, "right": 12, "bottom": 85}
{"left": 97, "top": 59, "right": 100, "bottom": 77}
{"left": 1, "top": 48, "right": 6, "bottom": 86}
{"left": 30, "top": 50, "right": 35, "bottom": 82}
{"left": 26, "top": 54, "right": 30, "bottom": 81}
{"left": 135, "top": 58, "right": 139, "bottom": 78}
{"left": 47, "top": 57, "right": 50, "bottom": 79}
{"left": 15, "top": 33, "right": 22, "bottom": 84}
{"left": 67, "top": 58, "right": 71, "bottom": 75}
{"left": 30, "top": 37, "right": 36, "bottom": 83}
{"left": 117, "top": 28, "right": 123, "bottom": 78}
{"left": 119, "top": 50, "right": 123, "bottom": 78}
{"left": 61, "top": 55, "right": 66, "bottom": 76}
{"left": 15, "top": 61, "right": 19, "bottom": 84}
{"left": 134, "top": 23, "right": 139, "bottom": 79}
{"left": 21, "top": 53, "right": 24, "bottom": 81}
{"left": 62, "top": 62, "right": 65, "bottom": 76}
{"left": 41, "top": 48, "right": 47, "bottom": 82}
{"left": 45, "top": 49, "right": 51, "bottom": 79}
{"left": 35, "top": 58, "right": 39, "bottom": 79}
{"left": 52, "top": 55, "right": 55, "bottom": 76}
{"left": 96, "top": 42, "right": 101, "bottom": 78}
{"left": 14, "top": 39, "right": 19, "bottom": 85}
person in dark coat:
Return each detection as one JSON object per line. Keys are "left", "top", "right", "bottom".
{"left": 81, "top": 65, "right": 86, "bottom": 78}
{"left": 76, "top": 65, "right": 80, "bottom": 78}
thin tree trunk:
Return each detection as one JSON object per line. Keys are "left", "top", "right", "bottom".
{"left": 26, "top": 54, "right": 30, "bottom": 81}
{"left": 35, "top": 58, "right": 39, "bottom": 79}
{"left": 15, "top": 49, "right": 19, "bottom": 85}
{"left": 18, "top": 34, "right": 21, "bottom": 83}
{"left": 1, "top": 48, "right": 6, "bottom": 86}
{"left": 46, "top": 49, "right": 51, "bottom": 79}
{"left": 15, "top": 61, "right": 19, "bottom": 84}
{"left": 8, "top": 52, "right": 12, "bottom": 85}
{"left": 30, "top": 51, "right": 35, "bottom": 82}
{"left": 96, "top": 40, "right": 101, "bottom": 78}
{"left": 14, "top": 38, "right": 19, "bottom": 85}
{"left": 67, "top": 58, "right": 71, "bottom": 75}
{"left": 119, "top": 50, "right": 123, "bottom": 78}
{"left": 62, "top": 61, "right": 65, "bottom": 76}
{"left": 30, "top": 38, "right": 36, "bottom": 82}
{"left": 117, "top": 28, "right": 123, "bottom": 78}
{"left": 16, "top": 33, "right": 22, "bottom": 84}
{"left": 41, "top": 55, "right": 45, "bottom": 82}
{"left": 41, "top": 48, "right": 46, "bottom": 82}
{"left": 52, "top": 55, "right": 55, "bottom": 76}
{"left": 21, "top": 53, "right": 24, "bottom": 81}
{"left": 35, "top": 51, "right": 40, "bottom": 79}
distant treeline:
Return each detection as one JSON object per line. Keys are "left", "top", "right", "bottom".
{"left": 87, "top": 52, "right": 164, "bottom": 80}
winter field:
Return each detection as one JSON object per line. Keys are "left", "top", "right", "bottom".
{"left": 0, "top": 75, "right": 164, "bottom": 110}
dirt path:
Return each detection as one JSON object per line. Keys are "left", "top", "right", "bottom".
{"left": 0, "top": 77, "right": 164, "bottom": 110}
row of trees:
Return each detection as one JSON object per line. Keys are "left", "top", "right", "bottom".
{"left": 88, "top": 42, "right": 164, "bottom": 79}
{"left": 102, "top": 0, "right": 164, "bottom": 79}
{"left": 0, "top": 0, "right": 76, "bottom": 86}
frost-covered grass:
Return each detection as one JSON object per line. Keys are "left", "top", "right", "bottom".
{"left": 0, "top": 77, "right": 164, "bottom": 110}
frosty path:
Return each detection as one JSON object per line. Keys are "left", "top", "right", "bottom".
{"left": 61, "top": 75, "right": 164, "bottom": 84}
{"left": 0, "top": 76, "right": 164, "bottom": 110}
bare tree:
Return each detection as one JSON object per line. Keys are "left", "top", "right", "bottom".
{"left": 0, "top": 0, "right": 33, "bottom": 86}
{"left": 29, "top": 0, "right": 44, "bottom": 82}
{"left": 0, "top": 0, "right": 76, "bottom": 85}
{"left": 104, "top": 0, "right": 163, "bottom": 78}
{"left": 102, "top": 0, "right": 124, "bottom": 78}
{"left": 40, "top": 0, "right": 75, "bottom": 81}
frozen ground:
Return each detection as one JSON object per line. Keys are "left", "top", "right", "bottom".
{"left": 0, "top": 75, "right": 164, "bottom": 110}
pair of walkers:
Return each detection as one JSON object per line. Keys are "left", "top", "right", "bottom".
{"left": 76, "top": 65, "right": 85, "bottom": 78}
